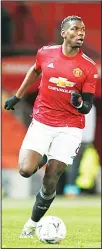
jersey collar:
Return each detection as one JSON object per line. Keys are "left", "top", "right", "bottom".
{"left": 59, "top": 45, "right": 82, "bottom": 60}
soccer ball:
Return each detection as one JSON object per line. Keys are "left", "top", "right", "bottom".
{"left": 36, "top": 215, "right": 66, "bottom": 244}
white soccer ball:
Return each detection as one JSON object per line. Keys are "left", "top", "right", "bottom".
{"left": 36, "top": 215, "right": 66, "bottom": 244}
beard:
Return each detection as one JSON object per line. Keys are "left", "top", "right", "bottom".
{"left": 71, "top": 44, "right": 82, "bottom": 49}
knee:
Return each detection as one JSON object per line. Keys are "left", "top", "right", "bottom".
{"left": 19, "top": 167, "right": 32, "bottom": 178}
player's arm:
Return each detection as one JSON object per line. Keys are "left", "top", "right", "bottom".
{"left": 4, "top": 64, "right": 41, "bottom": 110}
{"left": 15, "top": 64, "right": 41, "bottom": 99}
{"left": 4, "top": 46, "right": 42, "bottom": 110}
{"left": 71, "top": 64, "right": 98, "bottom": 114}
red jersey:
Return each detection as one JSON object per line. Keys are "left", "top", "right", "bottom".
{"left": 33, "top": 45, "right": 98, "bottom": 128}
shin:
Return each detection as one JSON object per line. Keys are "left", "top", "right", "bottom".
{"left": 31, "top": 159, "right": 67, "bottom": 221}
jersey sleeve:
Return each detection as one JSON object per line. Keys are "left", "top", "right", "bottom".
{"left": 35, "top": 47, "right": 43, "bottom": 70}
{"left": 82, "top": 65, "right": 98, "bottom": 94}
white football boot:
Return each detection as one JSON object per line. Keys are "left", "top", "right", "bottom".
{"left": 20, "top": 218, "right": 37, "bottom": 238}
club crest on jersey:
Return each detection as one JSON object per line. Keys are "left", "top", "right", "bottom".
{"left": 49, "top": 77, "right": 75, "bottom": 88}
{"left": 73, "top": 68, "right": 82, "bottom": 77}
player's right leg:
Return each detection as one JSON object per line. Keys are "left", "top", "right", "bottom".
{"left": 19, "top": 149, "right": 43, "bottom": 177}
{"left": 19, "top": 150, "right": 47, "bottom": 177}
{"left": 19, "top": 119, "right": 52, "bottom": 238}
{"left": 19, "top": 119, "right": 51, "bottom": 177}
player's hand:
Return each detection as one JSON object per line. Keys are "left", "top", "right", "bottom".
{"left": 4, "top": 95, "right": 21, "bottom": 110}
{"left": 71, "top": 92, "right": 83, "bottom": 108}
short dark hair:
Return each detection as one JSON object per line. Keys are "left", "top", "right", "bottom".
{"left": 61, "top": 15, "right": 83, "bottom": 31}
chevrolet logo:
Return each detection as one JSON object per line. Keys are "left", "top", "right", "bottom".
{"left": 49, "top": 77, "right": 75, "bottom": 87}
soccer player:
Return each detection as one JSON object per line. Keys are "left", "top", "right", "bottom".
{"left": 4, "top": 16, "right": 98, "bottom": 238}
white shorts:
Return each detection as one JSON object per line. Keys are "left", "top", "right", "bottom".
{"left": 21, "top": 119, "right": 83, "bottom": 165}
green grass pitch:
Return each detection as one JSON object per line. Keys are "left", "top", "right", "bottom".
{"left": 2, "top": 195, "right": 101, "bottom": 248}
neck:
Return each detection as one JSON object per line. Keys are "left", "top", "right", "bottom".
{"left": 62, "top": 42, "right": 79, "bottom": 57}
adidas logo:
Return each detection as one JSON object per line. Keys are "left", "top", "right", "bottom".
{"left": 47, "top": 63, "right": 54, "bottom": 68}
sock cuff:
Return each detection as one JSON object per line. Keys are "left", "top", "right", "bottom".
{"left": 39, "top": 188, "right": 56, "bottom": 200}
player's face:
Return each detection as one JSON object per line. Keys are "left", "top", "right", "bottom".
{"left": 61, "top": 20, "right": 85, "bottom": 48}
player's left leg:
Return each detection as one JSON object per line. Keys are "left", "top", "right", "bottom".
{"left": 29, "top": 127, "right": 82, "bottom": 226}
{"left": 20, "top": 159, "right": 66, "bottom": 238}
{"left": 31, "top": 159, "right": 67, "bottom": 221}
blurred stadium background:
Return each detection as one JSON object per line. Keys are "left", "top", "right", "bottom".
{"left": 1, "top": 1, "right": 101, "bottom": 199}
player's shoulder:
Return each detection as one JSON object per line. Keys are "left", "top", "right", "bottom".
{"left": 81, "top": 52, "right": 96, "bottom": 67}
{"left": 38, "top": 45, "right": 60, "bottom": 55}
{"left": 42, "top": 45, "right": 61, "bottom": 51}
